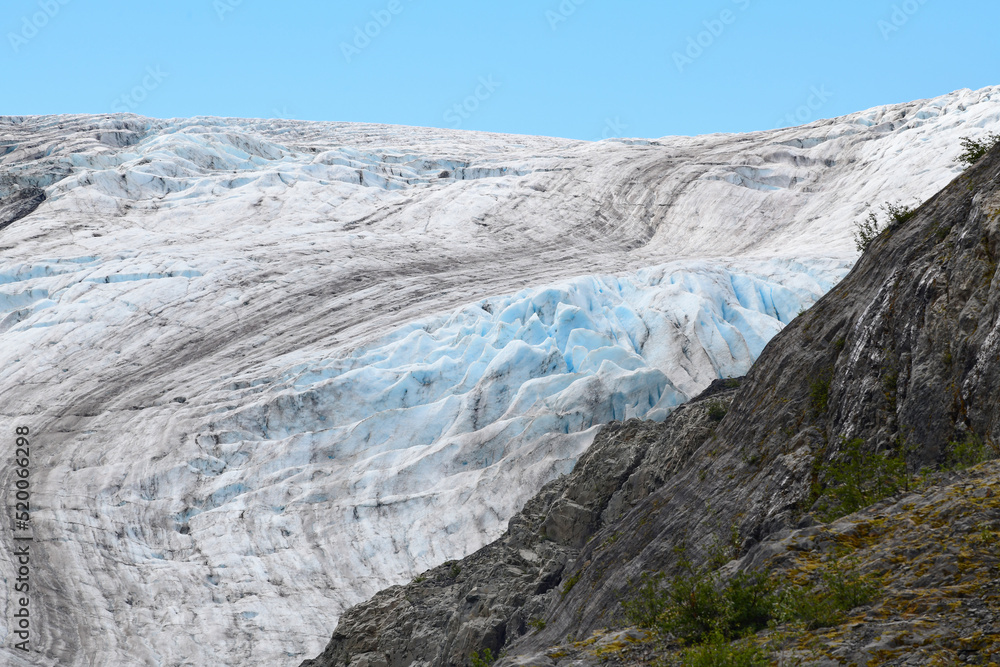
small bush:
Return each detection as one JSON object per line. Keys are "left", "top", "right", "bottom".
{"left": 958, "top": 133, "right": 1000, "bottom": 169}
{"left": 809, "top": 373, "right": 831, "bottom": 416}
{"left": 822, "top": 558, "right": 880, "bottom": 611}
{"left": 945, "top": 432, "right": 998, "bottom": 470}
{"left": 661, "top": 562, "right": 727, "bottom": 641}
{"left": 450, "top": 563, "right": 462, "bottom": 578}
{"left": 707, "top": 401, "right": 728, "bottom": 422}
{"left": 622, "top": 572, "right": 668, "bottom": 629}
{"left": 724, "top": 571, "right": 778, "bottom": 635}
{"left": 816, "top": 438, "right": 908, "bottom": 520}
{"left": 623, "top": 561, "right": 778, "bottom": 643}
{"left": 776, "top": 584, "right": 844, "bottom": 630}
{"left": 853, "top": 201, "right": 916, "bottom": 252}
{"left": 680, "top": 631, "right": 768, "bottom": 667}
{"left": 527, "top": 616, "right": 546, "bottom": 632}
{"left": 883, "top": 201, "right": 916, "bottom": 224}
{"left": 854, "top": 211, "right": 884, "bottom": 253}
{"left": 776, "top": 558, "right": 879, "bottom": 629}
{"left": 560, "top": 571, "right": 581, "bottom": 598}
{"left": 470, "top": 648, "right": 494, "bottom": 667}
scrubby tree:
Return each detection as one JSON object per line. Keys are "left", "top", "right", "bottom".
{"left": 957, "top": 133, "right": 1000, "bottom": 169}
{"left": 853, "top": 201, "right": 916, "bottom": 253}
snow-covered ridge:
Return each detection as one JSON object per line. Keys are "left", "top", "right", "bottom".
{"left": 0, "top": 87, "right": 998, "bottom": 666}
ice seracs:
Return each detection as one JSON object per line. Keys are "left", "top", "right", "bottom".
{"left": 0, "top": 86, "right": 998, "bottom": 666}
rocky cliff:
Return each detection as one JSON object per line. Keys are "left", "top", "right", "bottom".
{"left": 303, "top": 141, "right": 1000, "bottom": 665}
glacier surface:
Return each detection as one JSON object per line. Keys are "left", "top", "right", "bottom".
{"left": 0, "top": 86, "right": 998, "bottom": 666}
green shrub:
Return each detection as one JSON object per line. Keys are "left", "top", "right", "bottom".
{"left": 853, "top": 201, "right": 917, "bottom": 252}
{"left": 883, "top": 201, "right": 916, "bottom": 224}
{"left": 809, "top": 372, "right": 831, "bottom": 416}
{"left": 527, "top": 616, "right": 546, "bottom": 632}
{"left": 707, "top": 401, "right": 728, "bottom": 422}
{"left": 661, "top": 562, "right": 728, "bottom": 641}
{"left": 854, "top": 211, "right": 884, "bottom": 253}
{"left": 958, "top": 133, "right": 1000, "bottom": 169}
{"left": 776, "top": 558, "right": 879, "bottom": 629}
{"left": 622, "top": 572, "right": 669, "bottom": 629}
{"left": 622, "top": 563, "right": 778, "bottom": 643}
{"left": 945, "top": 432, "right": 998, "bottom": 470}
{"left": 816, "top": 437, "right": 908, "bottom": 520}
{"left": 561, "top": 570, "right": 581, "bottom": 598}
{"left": 679, "top": 631, "right": 768, "bottom": 667}
{"left": 822, "top": 558, "right": 880, "bottom": 611}
{"left": 470, "top": 648, "right": 494, "bottom": 667}
{"left": 776, "top": 584, "right": 844, "bottom": 630}
{"left": 723, "top": 571, "right": 778, "bottom": 635}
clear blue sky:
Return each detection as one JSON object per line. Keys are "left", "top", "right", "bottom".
{"left": 3, "top": 0, "right": 998, "bottom": 140}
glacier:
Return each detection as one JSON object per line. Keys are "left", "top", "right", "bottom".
{"left": 0, "top": 86, "right": 999, "bottom": 666}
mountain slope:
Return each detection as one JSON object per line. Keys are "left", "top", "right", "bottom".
{"left": 303, "top": 132, "right": 1000, "bottom": 666}
{"left": 528, "top": 126, "right": 1000, "bottom": 659}
{"left": 0, "top": 88, "right": 998, "bottom": 666}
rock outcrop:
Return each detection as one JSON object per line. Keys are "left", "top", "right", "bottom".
{"left": 303, "top": 141, "right": 1000, "bottom": 666}
{"left": 301, "top": 381, "right": 738, "bottom": 667}
{"left": 505, "top": 460, "right": 1000, "bottom": 665}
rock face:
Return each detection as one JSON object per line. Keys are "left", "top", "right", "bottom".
{"left": 303, "top": 143, "right": 1000, "bottom": 665}
{"left": 301, "top": 381, "right": 738, "bottom": 667}
{"left": 0, "top": 186, "right": 45, "bottom": 231}
{"left": 506, "top": 460, "right": 1000, "bottom": 665}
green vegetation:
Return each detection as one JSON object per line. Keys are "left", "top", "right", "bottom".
{"left": 775, "top": 557, "right": 880, "bottom": 629}
{"left": 450, "top": 563, "right": 462, "bottom": 578}
{"left": 622, "top": 557, "right": 776, "bottom": 643}
{"left": 707, "top": 401, "right": 728, "bottom": 422}
{"left": 945, "top": 432, "right": 998, "bottom": 470}
{"left": 809, "top": 371, "right": 832, "bottom": 416}
{"left": 853, "top": 211, "right": 883, "bottom": 253}
{"left": 957, "top": 133, "right": 1000, "bottom": 169}
{"left": 815, "top": 437, "right": 908, "bottom": 521}
{"left": 561, "top": 570, "right": 581, "bottom": 598}
{"left": 853, "top": 201, "right": 917, "bottom": 252}
{"left": 527, "top": 616, "right": 546, "bottom": 632}
{"left": 883, "top": 201, "right": 917, "bottom": 224}
{"left": 469, "top": 648, "right": 494, "bottom": 667}
{"left": 678, "top": 632, "right": 768, "bottom": 667}
{"left": 808, "top": 431, "right": 996, "bottom": 523}
{"left": 621, "top": 547, "right": 880, "bottom": 663}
